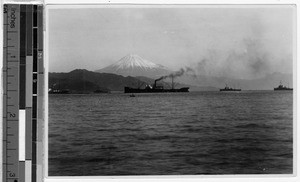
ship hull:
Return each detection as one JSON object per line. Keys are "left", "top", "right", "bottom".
{"left": 220, "top": 89, "right": 241, "bottom": 91}
{"left": 274, "top": 88, "right": 293, "bottom": 91}
{"left": 49, "top": 90, "right": 70, "bottom": 94}
{"left": 124, "top": 87, "right": 189, "bottom": 93}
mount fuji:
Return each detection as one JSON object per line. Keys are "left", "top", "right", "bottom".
{"left": 96, "top": 54, "right": 171, "bottom": 78}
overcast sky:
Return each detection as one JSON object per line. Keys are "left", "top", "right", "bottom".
{"left": 48, "top": 5, "right": 294, "bottom": 79}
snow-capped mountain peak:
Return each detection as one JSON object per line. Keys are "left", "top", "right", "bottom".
{"left": 96, "top": 54, "right": 171, "bottom": 78}
{"left": 112, "top": 54, "right": 161, "bottom": 70}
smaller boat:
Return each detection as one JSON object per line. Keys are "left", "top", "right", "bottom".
{"left": 49, "top": 82, "right": 70, "bottom": 94}
{"left": 220, "top": 85, "right": 241, "bottom": 92}
{"left": 48, "top": 88, "right": 70, "bottom": 94}
{"left": 274, "top": 81, "right": 293, "bottom": 91}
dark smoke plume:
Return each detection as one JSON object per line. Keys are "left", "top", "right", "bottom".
{"left": 156, "top": 67, "right": 196, "bottom": 81}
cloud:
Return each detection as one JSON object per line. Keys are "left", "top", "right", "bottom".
{"left": 196, "top": 38, "right": 275, "bottom": 79}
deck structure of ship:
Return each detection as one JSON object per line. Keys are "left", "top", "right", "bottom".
{"left": 274, "top": 81, "right": 293, "bottom": 91}
{"left": 220, "top": 84, "right": 241, "bottom": 92}
{"left": 124, "top": 75, "right": 189, "bottom": 93}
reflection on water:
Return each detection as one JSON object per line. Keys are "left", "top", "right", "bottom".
{"left": 49, "top": 91, "right": 293, "bottom": 176}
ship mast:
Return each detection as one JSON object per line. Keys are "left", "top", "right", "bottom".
{"left": 171, "top": 75, "right": 174, "bottom": 89}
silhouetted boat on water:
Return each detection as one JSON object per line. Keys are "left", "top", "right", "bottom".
{"left": 220, "top": 85, "right": 241, "bottom": 92}
{"left": 124, "top": 76, "right": 189, "bottom": 93}
{"left": 49, "top": 82, "right": 70, "bottom": 94}
{"left": 274, "top": 81, "right": 293, "bottom": 91}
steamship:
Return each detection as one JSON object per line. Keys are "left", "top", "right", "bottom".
{"left": 220, "top": 85, "right": 241, "bottom": 92}
{"left": 274, "top": 81, "right": 293, "bottom": 91}
{"left": 124, "top": 76, "right": 189, "bottom": 93}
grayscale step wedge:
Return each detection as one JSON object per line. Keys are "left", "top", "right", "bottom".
{"left": 2, "top": 3, "right": 44, "bottom": 182}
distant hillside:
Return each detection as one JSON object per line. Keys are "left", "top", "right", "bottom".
{"left": 49, "top": 69, "right": 146, "bottom": 93}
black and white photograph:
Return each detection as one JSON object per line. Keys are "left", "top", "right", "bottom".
{"left": 47, "top": 5, "right": 294, "bottom": 176}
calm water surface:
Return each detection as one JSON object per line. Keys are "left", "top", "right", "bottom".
{"left": 49, "top": 91, "right": 293, "bottom": 175}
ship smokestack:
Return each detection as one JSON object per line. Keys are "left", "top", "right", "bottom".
{"left": 153, "top": 67, "right": 195, "bottom": 89}
{"left": 154, "top": 79, "right": 158, "bottom": 88}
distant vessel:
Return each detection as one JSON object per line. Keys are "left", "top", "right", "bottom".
{"left": 48, "top": 88, "right": 70, "bottom": 94}
{"left": 49, "top": 82, "right": 70, "bottom": 94}
{"left": 220, "top": 85, "right": 241, "bottom": 92}
{"left": 124, "top": 76, "right": 189, "bottom": 93}
{"left": 274, "top": 81, "right": 293, "bottom": 91}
